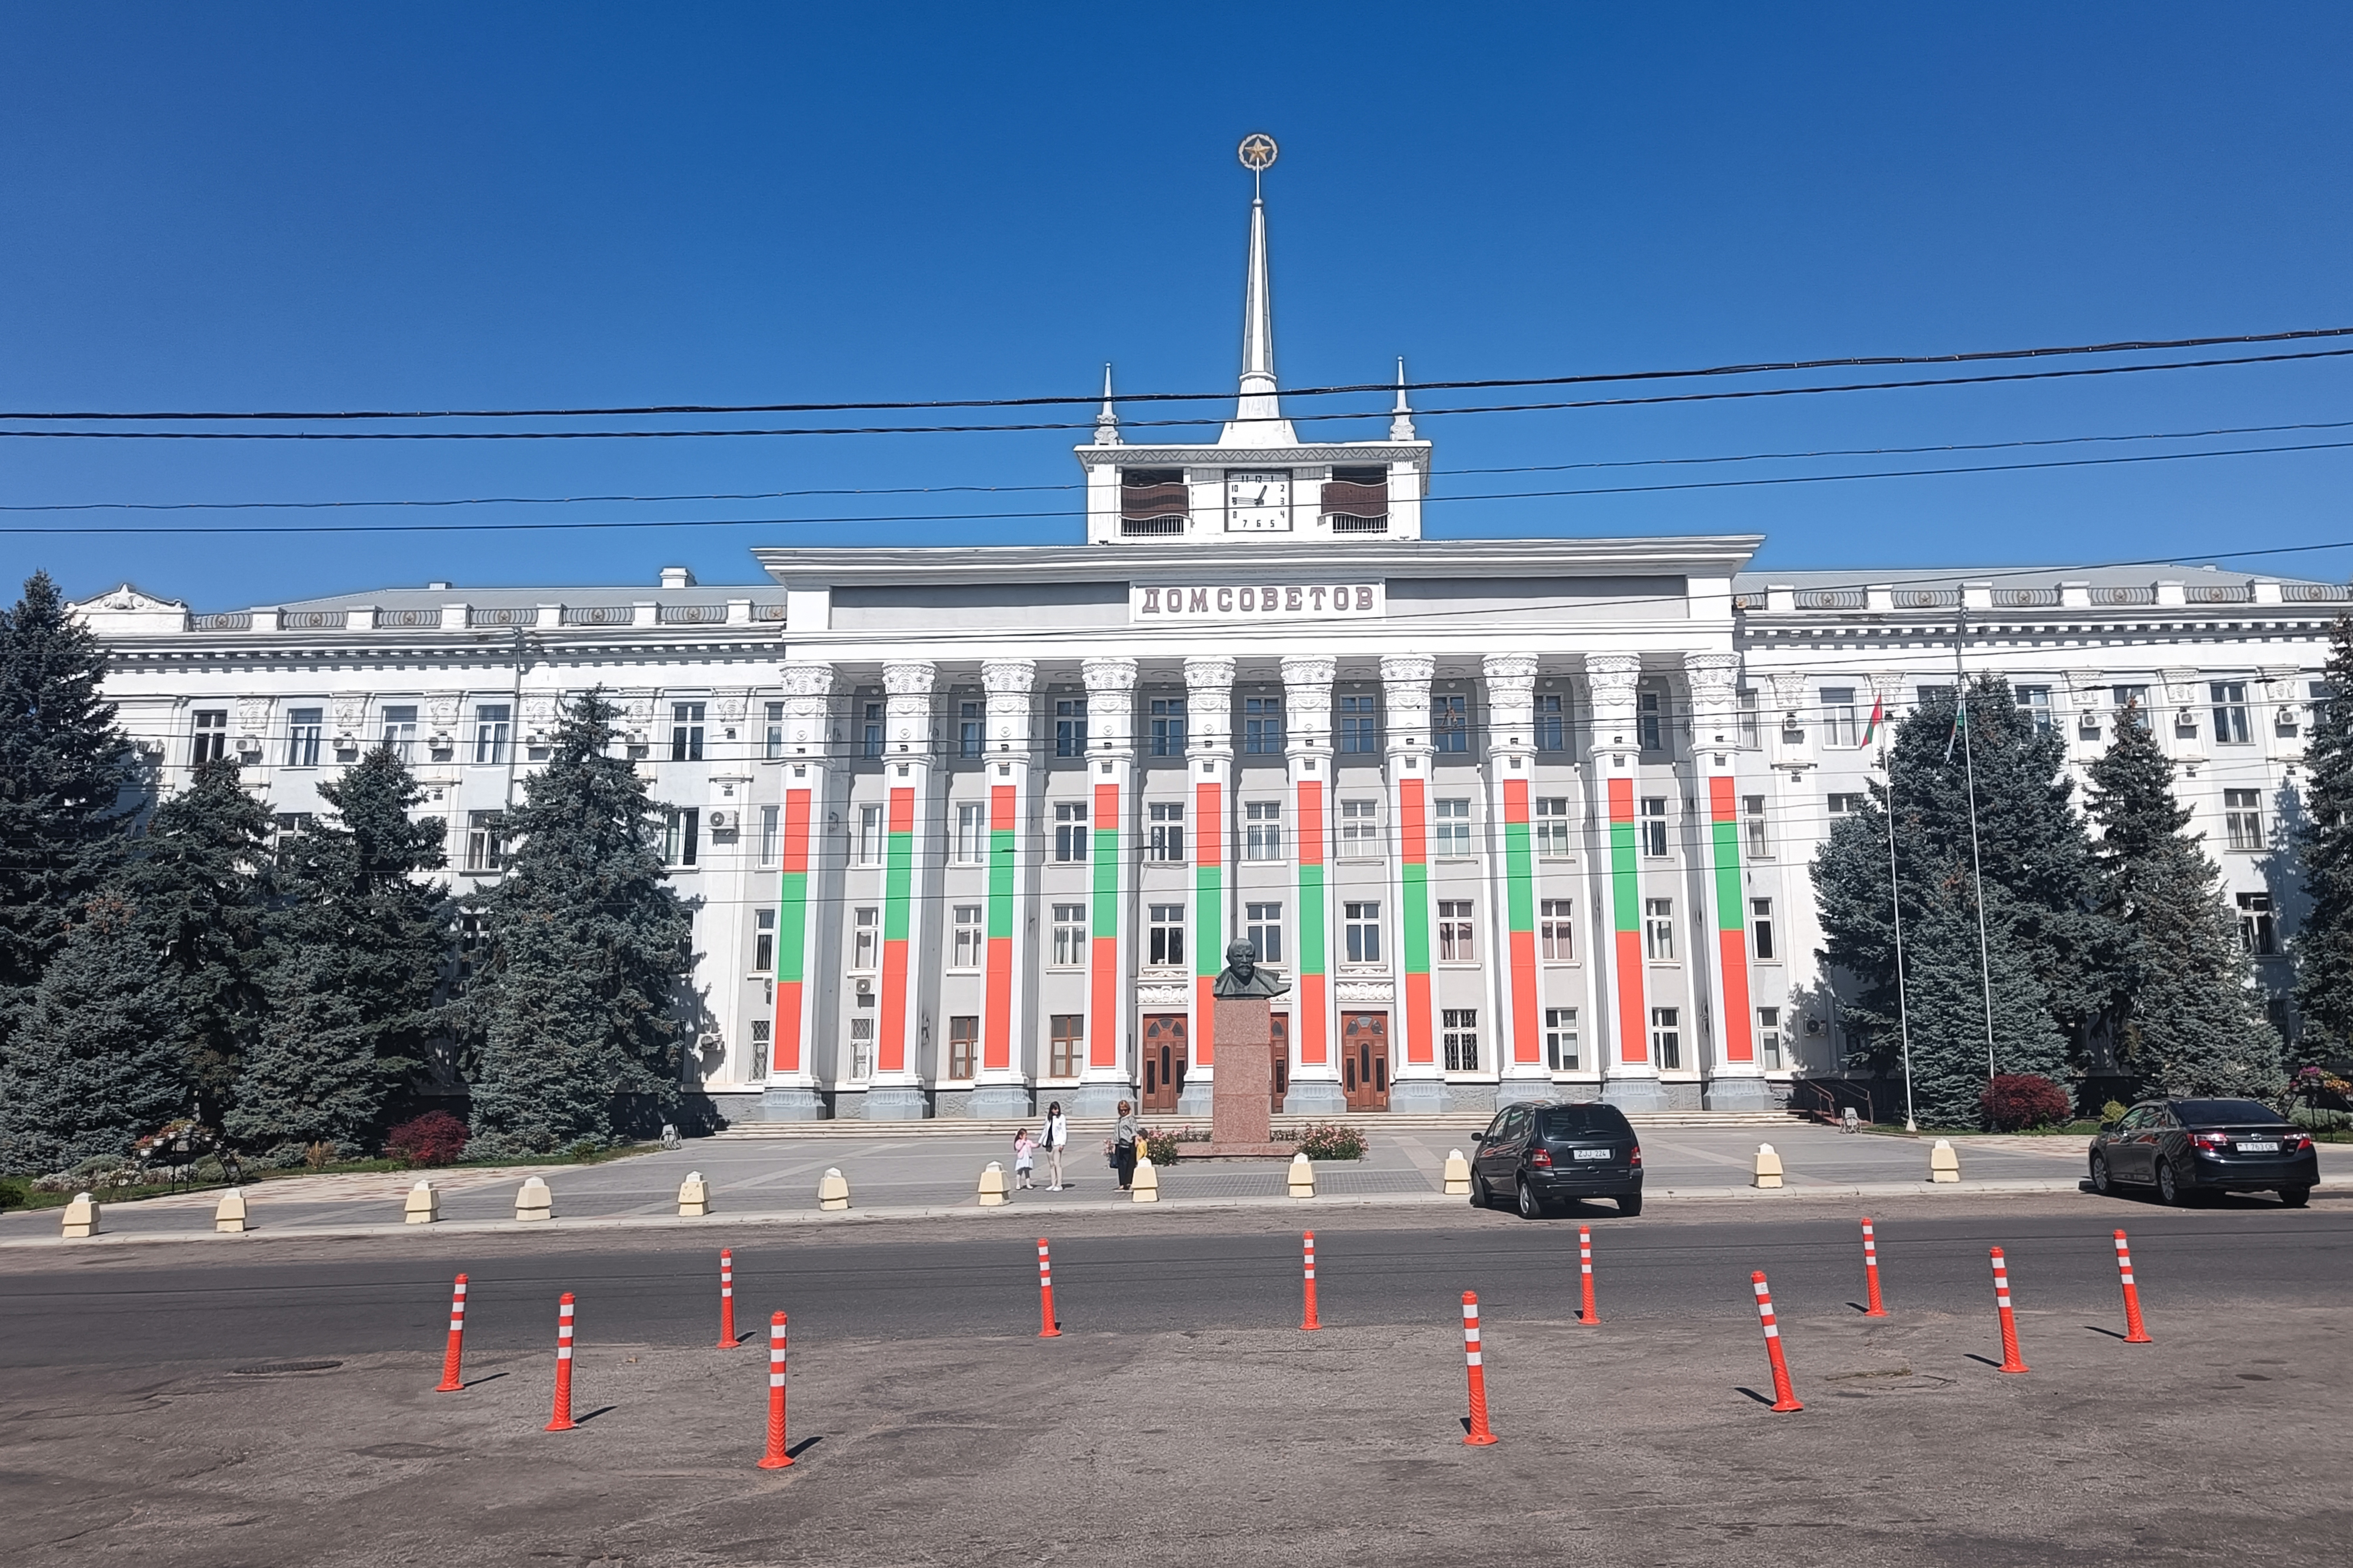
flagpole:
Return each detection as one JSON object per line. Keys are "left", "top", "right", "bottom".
{"left": 1879, "top": 728, "right": 1918, "bottom": 1133}
{"left": 1954, "top": 609, "right": 1999, "bottom": 1083}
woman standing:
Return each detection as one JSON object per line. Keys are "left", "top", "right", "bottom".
{"left": 1114, "top": 1100, "right": 1140, "bottom": 1190}
{"left": 1042, "top": 1101, "right": 1068, "bottom": 1191}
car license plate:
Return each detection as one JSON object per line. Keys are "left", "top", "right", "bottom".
{"left": 1574, "top": 1148, "right": 1611, "bottom": 1161}
{"left": 2238, "top": 1140, "right": 2280, "bottom": 1154}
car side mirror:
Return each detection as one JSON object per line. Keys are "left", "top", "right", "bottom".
{"left": 1470, "top": 1132, "right": 1485, "bottom": 1145}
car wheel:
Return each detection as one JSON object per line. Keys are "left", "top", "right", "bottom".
{"left": 2090, "top": 1152, "right": 2113, "bottom": 1195}
{"left": 1618, "top": 1191, "right": 1643, "bottom": 1217}
{"left": 2281, "top": 1185, "right": 2312, "bottom": 1209}
{"left": 1469, "top": 1174, "right": 1490, "bottom": 1209}
{"left": 2155, "top": 1159, "right": 2184, "bottom": 1206}
{"left": 1516, "top": 1179, "right": 1545, "bottom": 1220}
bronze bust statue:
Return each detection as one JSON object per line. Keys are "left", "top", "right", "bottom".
{"left": 1212, "top": 937, "right": 1289, "bottom": 999}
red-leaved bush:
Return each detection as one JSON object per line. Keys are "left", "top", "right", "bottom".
{"left": 1979, "top": 1074, "right": 2072, "bottom": 1132}
{"left": 385, "top": 1111, "right": 469, "bottom": 1167}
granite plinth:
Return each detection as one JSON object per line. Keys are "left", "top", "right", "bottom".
{"left": 1211, "top": 997, "right": 1274, "bottom": 1151}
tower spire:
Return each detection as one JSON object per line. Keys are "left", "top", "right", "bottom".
{"left": 1222, "top": 134, "right": 1295, "bottom": 447}
{"left": 1389, "top": 356, "right": 1417, "bottom": 441}
{"left": 1093, "top": 363, "right": 1121, "bottom": 446}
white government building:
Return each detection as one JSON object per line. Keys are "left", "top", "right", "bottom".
{"left": 73, "top": 171, "right": 2339, "bottom": 1123}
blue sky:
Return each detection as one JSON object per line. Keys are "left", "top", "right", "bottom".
{"left": 5, "top": 3, "right": 2351, "bottom": 609}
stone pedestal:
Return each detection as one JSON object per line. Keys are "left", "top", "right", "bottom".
{"left": 1211, "top": 997, "right": 1274, "bottom": 1150}
{"left": 1066, "top": 1083, "right": 1130, "bottom": 1119}
{"left": 964, "top": 1084, "right": 1035, "bottom": 1119}
{"left": 864, "top": 1085, "right": 928, "bottom": 1121}
{"left": 1704, "top": 1075, "right": 1774, "bottom": 1112}
{"left": 759, "top": 1085, "right": 828, "bottom": 1122}
{"left": 1601, "top": 1078, "right": 1666, "bottom": 1113}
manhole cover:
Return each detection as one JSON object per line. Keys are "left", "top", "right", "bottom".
{"left": 230, "top": 1360, "right": 342, "bottom": 1376}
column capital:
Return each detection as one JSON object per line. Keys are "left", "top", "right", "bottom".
{"left": 1082, "top": 655, "right": 1139, "bottom": 695}
{"left": 1084, "top": 656, "right": 1138, "bottom": 757}
{"left": 1184, "top": 655, "right": 1236, "bottom": 693}
{"left": 1185, "top": 656, "right": 1235, "bottom": 757}
{"left": 882, "top": 660, "right": 934, "bottom": 759}
{"left": 1482, "top": 652, "right": 1538, "bottom": 751}
{"left": 882, "top": 659, "right": 936, "bottom": 698}
{"left": 1585, "top": 652, "right": 1642, "bottom": 736}
{"left": 1683, "top": 650, "right": 1741, "bottom": 746}
{"left": 1281, "top": 655, "right": 1335, "bottom": 755}
{"left": 981, "top": 657, "right": 1036, "bottom": 696}
{"left": 1379, "top": 653, "right": 1435, "bottom": 754}
{"left": 775, "top": 662, "right": 835, "bottom": 756}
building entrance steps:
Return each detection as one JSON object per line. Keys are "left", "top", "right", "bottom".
{"left": 711, "top": 1108, "right": 1797, "bottom": 1139}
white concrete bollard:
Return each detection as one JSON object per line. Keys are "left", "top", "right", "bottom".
{"left": 60, "top": 1192, "right": 99, "bottom": 1239}
{"left": 214, "top": 1187, "right": 249, "bottom": 1233}
{"left": 1442, "top": 1149, "right": 1473, "bottom": 1197}
{"left": 404, "top": 1180, "right": 438, "bottom": 1224}
{"left": 1929, "top": 1139, "right": 1962, "bottom": 1183}
{"left": 515, "top": 1175, "right": 554, "bottom": 1222}
{"left": 676, "top": 1170, "right": 711, "bottom": 1217}
{"left": 1288, "top": 1151, "right": 1315, "bottom": 1199}
{"left": 1752, "top": 1143, "right": 1785, "bottom": 1190}
{"left": 817, "top": 1167, "right": 851, "bottom": 1211}
{"left": 977, "top": 1161, "right": 1009, "bottom": 1207}
{"left": 1131, "top": 1156, "right": 1160, "bottom": 1203}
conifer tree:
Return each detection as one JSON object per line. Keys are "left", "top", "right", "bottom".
{"left": 468, "top": 692, "right": 690, "bottom": 1155}
{"left": 2292, "top": 616, "right": 2353, "bottom": 1062}
{"left": 228, "top": 746, "right": 450, "bottom": 1162}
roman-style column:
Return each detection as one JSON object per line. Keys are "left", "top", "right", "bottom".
{"left": 967, "top": 658, "right": 1036, "bottom": 1119}
{"left": 1072, "top": 655, "right": 1138, "bottom": 1116}
{"left": 866, "top": 659, "right": 936, "bottom": 1120}
{"left": 1177, "top": 655, "right": 1235, "bottom": 1117}
{"left": 1381, "top": 652, "right": 1444, "bottom": 1113}
{"left": 764, "top": 660, "right": 835, "bottom": 1121}
{"left": 1281, "top": 653, "right": 1345, "bottom": 1114}
{"left": 1586, "top": 651, "right": 1662, "bottom": 1110}
{"left": 1685, "top": 650, "right": 1768, "bottom": 1109}
{"left": 1482, "top": 652, "right": 1551, "bottom": 1100}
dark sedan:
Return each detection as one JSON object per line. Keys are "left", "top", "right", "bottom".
{"left": 2089, "top": 1097, "right": 2319, "bottom": 1206}
{"left": 1470, "top": 1100, "right": 1644, "bottom": 1218}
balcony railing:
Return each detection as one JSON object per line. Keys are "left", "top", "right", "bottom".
{"left": 1119, "top": 516, "right": 1185, "bottom": 538}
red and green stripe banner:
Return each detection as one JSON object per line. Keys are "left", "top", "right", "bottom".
{"left": 1193, "top": 779, "right": 1222, "bottom": 1066}
{"left": 983, "top": 783, "right": 1016, "bottom": 1073}
{"left": 1399, "top": 776, "right": 1432, "bottom": 1066}
{"left": 1294, "top": 777, "right": 1327, "bottom": 1066}
{"left": 771, "top": 785, "right": 813, "bottom": 1074}
{"left": 1607, "top": 777, "right": 1647, "bottom": 1063}
{"left": 1708, "top": 775, "right": 1755, "bottom": 1063}
{"left": 878, "top": 786, "right": 915, "bottom": 1075}
{"left": 1502, "top": 778, "right": 1539, "bottom": 1065}
{"left": 1089, "top": 780, "right": 1121, "bottom": 1068}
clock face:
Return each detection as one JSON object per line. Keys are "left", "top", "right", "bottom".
{"left": 1225, "top": 469, "right": 1292, "bottom": 532}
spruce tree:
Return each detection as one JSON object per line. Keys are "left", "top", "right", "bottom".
{"left": 1883, "top": 860, "right": 2069, "bottom": 1126}
{"left": 228, "top": 746, "right": 450, "bottom": 1162}
{"left": 2292, "top": 616, "right": 2353, "bottom": 1063}
{"left": 2088, "top": 702, "right": 2285, "bottom": 1096}
{"left": 469, "top": 692, "right": 690, "bottom": 1155}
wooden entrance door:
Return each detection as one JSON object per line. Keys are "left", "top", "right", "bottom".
{"left": 1141, "top": 1013, "right": 1188, "bottom": 1113}
{"left": 1271, "top": 1013, "right": 1289, "bottom": 1112}
{"left": 1341, "top": 1011, "right": 1389, "bottom": 1112}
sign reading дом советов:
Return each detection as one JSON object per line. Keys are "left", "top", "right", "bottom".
{"left": 1129, "top": 582, "right": 1383, "bottom": 623}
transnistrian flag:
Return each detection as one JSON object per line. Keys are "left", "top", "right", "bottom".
{"left": 1861, "top": 692, "right": 1885, "bottom": 746}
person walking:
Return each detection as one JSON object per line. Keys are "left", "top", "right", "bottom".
{"left": 1012, "top": 1129, "right": 1036, "bottom": 1190}
{"left": 1114, "top": 1100, "right": 1140, "bottom": 1190}
{"left": 1042, "top": 1102, "right": 1068, "bottom": 1191}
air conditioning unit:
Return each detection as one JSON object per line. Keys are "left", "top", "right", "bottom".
{"left": 706, "top": 809, "right": 735, "bottom": 833}
{"left": 855, "top": 976, "right": 874, "bottom": 996}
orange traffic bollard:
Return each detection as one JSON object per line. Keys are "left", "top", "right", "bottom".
{"left": 718, "top": 1249, "right": 739, "bottom": 1349}
{"left": 2112, "top": 1230, "right": 2153, "bottom": 1344}
{"left": 1460, "top": 1291, "right": 1498, "bottom": 1445}
{"left": 544, "top": 1292, "right": 578, "bottom": 1431}
{"left": 756, "top": 1312, "right": 794, "bottom": 1468}
{"left": 1036, "top": 1239, "right": 1062, "bottom": 1338}
{"left": 1861, "top": 1217, "right": 1888, "bottom": 1317}
{"left": 434, "top": 1273, "right": 468, "bottom": 1392}
{"left": 1576, "top": 1225, "right": 1600, "bottom": 1325}
{"left": 1301, "top": 1232, "right": 1323, "bottom": 1332}
{"left": 1989, "top": 1247, "right": 2029, "bottom": 1373}
{"left": 1749, "top": 1270, "right": 1804, "bottom": 1412}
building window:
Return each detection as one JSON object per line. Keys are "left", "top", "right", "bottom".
{"left": 753, "top": 909, "right": 776, "bottom": 972}
{"left": 1344, "top": 901, "right": 1382, "bottom": 965}
{"left": 1244, "top": 800, "right": 1284, "bottom": 861}
{"left": 285, "top": 707, "right": 324, "bottom": 768}
{"left": 2224, "top": 789, "right": 2264, "bottom": 852}
{"left": 1828, "top": 793, "right": 1866, "bottom": 818}
{"left": 862, "top": 700, "right": 883, "bottom": 759}
{"left": 1049, "top": 1015, "right": 1084, "bottom": 1078}
{"left": 1534, "top": 796, "right": 1571, "bottom": 858}
{"left": 1743, "top": 794, "right": 1771, "bottom": 859}
{"left": 1243, "top": 695, "right": 1284, "bottom": 755}
{"left": 271, "top": 811, "right": 315, "bottom": 849}
{"left": 765, "top": 700, "right": 785, "bottom": 759}
{"left": 191, "top": 708, "right": 228, "bottom": 765}
{"left": 1150, "top": 697, "right": 1187, "bottom": 756}
{"left": 1644, "top": 897, "right": 1675, "bottom": 961}
{"left": 1545, "top": 1007, "right": 1579, "bottom": 1071}
{"left": 1245, "top": 901, "right": 1284, "bottom": 965}
{"left": 1758, "top": 1006, "right": 1785, "bottom": 1071}
{"left": 465, "top": 810, "right": 506, "bottom": 873}
{"left": 1055, "top": 802, "right": 1089, "bottom": 863}
{"left": 671, "top": 702, "right": 706, "bottom": 762}
{"left": 663, "top": 806, "right": 701, "bottom": 867}
{"left": 1738, "top": 689, "right": 1761, "bottom": 749}
{"left": 1433, "top": 798, "right": 1472, "bottom": 858}
{"left": 2111, "top": 683, "right": 2151, "bottom": 719}
{"left": 1438, "top": 900, "right": 1475, "bottom": 963}
{"left": 1338, "top": 693, "right": 1381, "bottom": 753}
{"left": 1820, "top": 687, "right": 1859, "bottom": 748}
{"left": 1148, "top": 801, "right": 1186, "bottom": 863}
{"left": 856, "top": 804, "right": 883, "bottom": 866}
{"left": 1751, "top": 898, "right": 1776, "bottom": 960}
{"left": 750, "top": 1019, "right": 772, "bottom": 1080}
{"left": 851, "top": 907, "right": 879, "bottom": 970}
{"left": 1442, "top": 1008, "right": 1479, "bottom": 1072}
{"left": 951, "top": 905, "right": 983, "bottom": 969}
{"left": 2211, "top": 682, "right": 2252, "bottom": 745}
{"left": 1055, "top": 697, "right": 1087, "bottom": 758}
{"left": 2014, "top": 685, "right": 2053, "bottom": 735}
{"left": 472, "top": 704, "right": 509, "bottom": 766}
{"left": 1540, "top": 898, "right": 1574, "bottom": 961}
{"left": 1433, "top": 692, "right": 1469, "bottom": 753}
{"left": 1339, "top": 798, "right": 1381, "bottom": 856}
{"left": 1052, "top": 904, "right": 1086, "bottom": 967}
{"left": 1148, "top": 904, "right": 1185, "bottom": 969}
{"left": 380, "top": 704, "right": 417, "bottom": 762}
{"left": 757, "top": 803, "right": 780, "bottom": 867}
{"left": 2239, "top": 893, "right": 2277, "bottom": 956}
{"left": 848, "top": 1016, "right": 875, "bottom": 1080}
{"left": 1534, "top": 693, "right": 1565, "bottom": 752}
{"left": 1639, "top": 796, "right": 1669, "bottom": 858}
{"left": 1651, "top": 1006, "right": 1682, "bottom": 1070}
{"left": 948, "top": 1015, "right": 978, "bottom": 1079}
{"left": 959, "top": 700, "right": 983, "bottom": 758}
{"left": 948, "top": 802, "right": 983, "bottom": 866}
{"left": 1637, "top": 686, "right": 1665, "bottom": 752}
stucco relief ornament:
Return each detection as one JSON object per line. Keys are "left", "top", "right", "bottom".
{"left": 331, "top": 696, "right": 366, "bottom": 738}
{"left": 425, "top": 694, "right": 461, "bottom": 736}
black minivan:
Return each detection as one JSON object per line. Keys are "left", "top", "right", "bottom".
{"left": 1470, "top": 1100, "right": 1644, "bottom": 1218}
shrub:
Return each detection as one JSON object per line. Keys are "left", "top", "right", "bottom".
{"left": 2099, "top": 1099, "right": 2130, "bottom": 1126}
{"left": 1289, "top": 1122, "right": 1369, "bottom": 1161}
{"left": 1138, "top": 1128, "right": 1181, "bottom": 1165}
{"left": 1981, "top": 1074, "right": 2073, "bottom": 1132}
{"left": 385, "top": 1111, "right": 469, "bottom": 1168}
